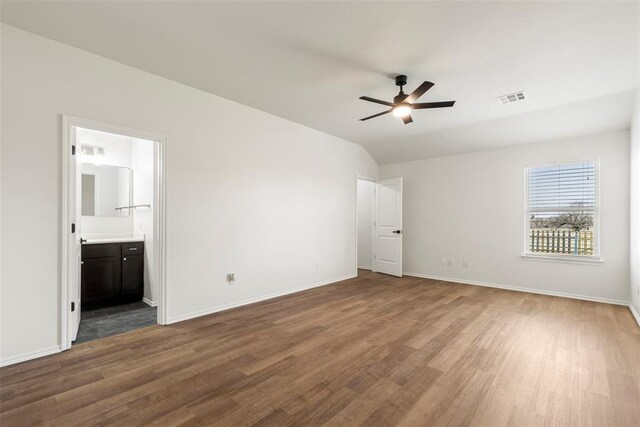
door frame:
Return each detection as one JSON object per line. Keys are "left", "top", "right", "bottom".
{"left": 355, "top": 174, "right": 377, "bottom": 275}
{"left": 61, "top": 115, "right": 168, "bottom": 350}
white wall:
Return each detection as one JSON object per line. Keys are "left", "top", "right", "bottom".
{"left": 630, "top": 89, "right": 640, "bottom": 318}
{"left": 357, "top": 179, "right": 375, "bottom": 270}
{"left": 380, "top": 130, "right": 630, "bottom": 304}
{"left": 131, "top": 139, "right": 155, "bottom": 303}
{"left": 0, "top": 25, "right": 378, "bottom": 364}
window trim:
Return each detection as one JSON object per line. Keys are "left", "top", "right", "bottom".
{"left": 523, "top": 158, "right": 601, "bottom": 261}
{"left": 520, "top": 253, "right": 603, "bottom": 264}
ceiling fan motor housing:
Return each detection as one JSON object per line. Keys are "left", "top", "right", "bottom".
{"left": 394, "top": 94, "right": 408, "bottom": 104}
{"left": 395, "top": 75, "right": 408, "bottom": 87}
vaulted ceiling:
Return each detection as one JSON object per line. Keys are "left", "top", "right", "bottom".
{"left": 2, "top": 1, "right": 638, "bottom": 164}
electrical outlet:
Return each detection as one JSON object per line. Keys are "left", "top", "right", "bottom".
{"left": 440, "top": 257, "right": 446, "bottom": 266}
{"left": 447, "top": 259, "right": 452, "bottom": 267}
{"left": 226, "top": 273, "right": 235, "bottom": 284}
{"left": 463, "top": 259, "right": 468, "bottom": 267}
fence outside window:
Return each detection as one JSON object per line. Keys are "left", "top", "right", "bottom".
{"left": 528, "top": 228, "right": 594, "bottom": 256}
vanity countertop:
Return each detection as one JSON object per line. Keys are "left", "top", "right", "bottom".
{"left": 81, "top": 233, "right": 145, "bottom": 245}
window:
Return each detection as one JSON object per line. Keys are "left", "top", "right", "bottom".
{"left": 525, "top": 160, "right": 599, "bottom": 258}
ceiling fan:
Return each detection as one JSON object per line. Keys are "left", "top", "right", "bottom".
{"left": 359, "top": 75, "right": 455, "bottom": 124}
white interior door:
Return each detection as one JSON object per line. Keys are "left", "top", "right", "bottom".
{"left": 374, "top": 177, "right": 403, "bottom": 277}
{"left": 69, "top": 128, "right": 81, "bottom": 342}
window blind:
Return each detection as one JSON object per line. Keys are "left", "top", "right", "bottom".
{"left": 526, "top": 160, "right": 598, "bottom": 257}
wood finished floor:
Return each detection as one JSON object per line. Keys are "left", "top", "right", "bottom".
{"left": 2, "top": 270, "right": 639, "bottom": 426}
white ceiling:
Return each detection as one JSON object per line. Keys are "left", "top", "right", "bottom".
{"left": 2, "top": 1, "right": 638, "bottom": 164}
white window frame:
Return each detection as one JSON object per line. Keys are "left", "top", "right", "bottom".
{"left": 522, "top": 158, "right": 602, "bottom": 264}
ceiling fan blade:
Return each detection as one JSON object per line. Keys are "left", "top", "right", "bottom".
{"left": 404, "top": 81, "right": 434, "bottom": 104}
{"left": 412, "top": 101, "right": 456, "bottom": 109}
{"left": 359, "top": 96, "right": 394, "bottom": 107}
{"left": 359, "top": 109, "right": 392, "bottom": 121}
{"left": 402, "top": 114, "right": 413, "bottom": 124}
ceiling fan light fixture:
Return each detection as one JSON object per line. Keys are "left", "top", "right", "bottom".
{"left": 392, "top": 104, "right": 411, "bottom": 117}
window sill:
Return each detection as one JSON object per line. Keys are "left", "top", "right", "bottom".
{"left": 520, "top": 254, "right": 603, "bottom": 265}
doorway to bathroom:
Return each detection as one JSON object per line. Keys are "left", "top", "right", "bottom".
{"left": 61, "top": 116, "right": 166, "bottom": 349}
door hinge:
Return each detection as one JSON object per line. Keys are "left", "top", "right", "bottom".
{"left": 71, "top": 301, "right": 76, "bottom": 312}
{"left": 72, "top": 145, "right": 76, "bottom": 155}
{"left": 374, "top": 254, "right": 376, "bottom": 259}
{"left": 71, "top": 223, "right": 76, "bottom": 233}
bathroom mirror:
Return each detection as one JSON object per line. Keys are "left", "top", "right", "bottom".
{"left": 81, "top": 164, "right": 132, "bottom": 217}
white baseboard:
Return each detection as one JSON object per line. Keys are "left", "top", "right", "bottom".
{"left": 167, "top": 273, "right": 357, "bottom": 324}
{"left": 403, "top": 272, "right": 629, "bottom": 306}
{"left": 629, "top": 304, "right": 640, "bottom": 327}
{"left": 0, "top": 345, "right": 61, "bottom": 368}
{"left": 357, "top": 265, "right": 372, "bottom": 270}
{"left": 142, "top": 297, "right": 157, "bottom": 307}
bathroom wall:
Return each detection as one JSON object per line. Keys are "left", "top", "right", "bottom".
{"left": 131, "top": 140, "right": 156, "bottom": 304}
{"left": 78, "top": 128, "right": 134, "bottom": 234}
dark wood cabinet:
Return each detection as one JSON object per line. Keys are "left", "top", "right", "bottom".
{"left": 81, "top": 257, "right": 120, "bottom": 301}
{"left": 122, "top": 255, "right": 144, "bottom": 297}
{"left": 81, "top": 242, "right": 144, "bottom": 309}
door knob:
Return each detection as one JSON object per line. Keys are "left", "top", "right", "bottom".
{"left": 392, "top": 230, "right": 402, "bottom": 234}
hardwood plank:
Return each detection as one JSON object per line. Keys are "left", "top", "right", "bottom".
{"left": 1, "top": 270, "right": 639, "bottom": 426}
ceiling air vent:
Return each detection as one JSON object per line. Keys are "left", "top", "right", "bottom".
{"left": 497, "top": 91, "right": 525, "bottom": 104}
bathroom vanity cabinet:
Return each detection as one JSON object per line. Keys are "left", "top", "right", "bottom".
{"left": 81, "top": 241, "right": 144, "bottom": 309}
